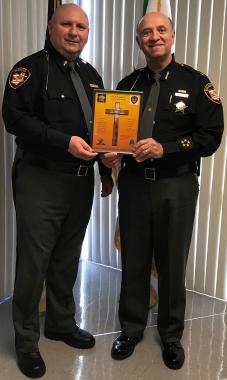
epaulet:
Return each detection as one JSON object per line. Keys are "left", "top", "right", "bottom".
{"left": 36, "top": 49, "right": 48, "bottom": 57}
{"left": 178, "top": 63, "right": 208, "bottom": 78}
{"left": 119, "top": 67, "right": 145, "bottom": 84}
{"left": 78, "top": 57, "right": 88, "bottom": 65}
{"left": 25, "top": 49, "right": 47, "bottom": 60}
{"left": 178, "top": 63, "right": 195, "bottom": 73}
{"left": 12, "top": 49, "right": 47, "bottom": 69}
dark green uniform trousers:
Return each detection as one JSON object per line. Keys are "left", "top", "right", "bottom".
{"left": 118, "top": 167, "right": 199, "bottom": 342}
{"left": 12, "top": 158, "right": 94, "bottom": 353}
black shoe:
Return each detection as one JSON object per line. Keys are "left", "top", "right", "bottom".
{"left": 111, "top": 333, "right": 143, "bottom": 360}
{"left": 44, "top": 325, "right": 95, "bottom": 349}
{"left": 162, "top": 341, "right": 185, "bottom": 369}
{"left": 16, "top": 350, "right": 46, "bottom": 378}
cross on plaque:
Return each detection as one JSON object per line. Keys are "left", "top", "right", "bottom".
{"left": 105, "top": 102, "right": 129, "bottom": 146}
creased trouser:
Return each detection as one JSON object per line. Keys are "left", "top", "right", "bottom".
{"left": 12, "top": 158, "right": 94, "bottom": 352}
{"left": 118, "top": 167, "right": 199, "bottom": 342}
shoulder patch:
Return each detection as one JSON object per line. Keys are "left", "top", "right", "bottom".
{"left": 204, "top": 83, "right": 221, "bottom": 104}
{"left": 9, "top": 68, "right": 31, "bottom": 89}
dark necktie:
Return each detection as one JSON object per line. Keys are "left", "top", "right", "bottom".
{"left": 140, "top": 73, "right": 161, "bottom": 139}
{"left": 68, "top": 61, "right": 92, "bottom": 141}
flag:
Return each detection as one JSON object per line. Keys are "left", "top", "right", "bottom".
{"left": 137, "top": 0, "right": 173, "bottom": 68}
{"left": 145, "top": 0, "right": 171, "bottom": 14}
{"left": 45, "top": 0, "right": 63, "bottom": 47}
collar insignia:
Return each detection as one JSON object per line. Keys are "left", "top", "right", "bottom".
{"left": 174, "top": 101, "right": 188, "bottom": 113}
{"left": 9, "top": 68, "right": 31, "bottom": 89}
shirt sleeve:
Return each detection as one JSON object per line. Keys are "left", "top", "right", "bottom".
{"left": 2, "top": 62, "right": 71, "bottom": 150}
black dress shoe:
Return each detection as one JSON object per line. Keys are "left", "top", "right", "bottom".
{"left": 111, "top": 333, "right": 143, "bottom": 360}
{"left": 16, "top": 350, "right": 46, "bottom": 378}
{"left": 44, "top": 325, "right": 95, "bottom": 349}
{"left": 162, "top": 341, "right": 185, "bottom": 369}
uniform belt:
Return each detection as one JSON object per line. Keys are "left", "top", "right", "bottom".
{"left": 124, "top": 163, "right": 193, "bottom": 181}
{"left": 22, "top": 152, "right": 92, "bottom": 176}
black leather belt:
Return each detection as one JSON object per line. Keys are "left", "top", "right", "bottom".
{"left": 124, "top": 164, "right": 193, "bottom": 181}
{"left": 22, "top": 152, "right": 92, "bottom": 176}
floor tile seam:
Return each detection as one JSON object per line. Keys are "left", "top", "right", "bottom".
{"left": 94, "top": 330, "right": 121, "bottom": 337}
{"left": 94, "top": 312, "right": 227, "bottom": 337}
{"left": 0, "top": 296, "right": 13, "bottom": 305}
{"left": 186, "top": 289, "right": 227, "bottom": 303}
{"left": 84, "top": 260, "right": 122, "bottom": 272}
{"left": 150, "top": 311, "right": 226, "bottom": 325}
{"left": 184, "top": 311, "right": 227, "bottom": 322}
{"left": 86, "top": 262, "right": 227, "bottom": 305}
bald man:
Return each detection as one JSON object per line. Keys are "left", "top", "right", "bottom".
{"left": 101, "top": 12, "right": 223, "bottom": 369}
{"left": 2, "top": 4, "right": 113, "bottom": 378}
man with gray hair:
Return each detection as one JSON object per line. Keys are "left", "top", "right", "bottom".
{"left": 101, "top": 11, "right": 223, "bottom": 369}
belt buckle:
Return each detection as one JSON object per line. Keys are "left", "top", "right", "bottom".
{"left": 145, "top": 167, "right": 155, "bottom": 181}
{"left": 77, "top": 165, "right": 88, "bottom": 176}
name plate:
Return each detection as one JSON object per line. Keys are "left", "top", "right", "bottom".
{"left": 92, "top": 90, "right": 143, "bottom": 154}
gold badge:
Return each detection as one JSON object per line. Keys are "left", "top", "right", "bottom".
{"left": 9, "top": 68, "right": 31, "bottom": 89}
{"left": 180, "top": 138, "right": 191, "bottom": 148}
{"left": 175, "top": 101, "right": 188, "bottom": 113}
{"left": 204, "top": 83, "right": 221, "bottom": 104}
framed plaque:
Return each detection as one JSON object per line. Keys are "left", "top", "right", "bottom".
{"left": 91, "top": 90, "right": 143, "bottom": 154}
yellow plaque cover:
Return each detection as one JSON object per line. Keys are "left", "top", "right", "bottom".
{"left": 92, "top": 90, "right": 143, "bottom": 153}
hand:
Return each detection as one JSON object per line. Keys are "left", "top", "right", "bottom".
{"left": 68, "top": 136, "right": 98, "bottom": 161}
{"left": 100, "top": 152, "right": 123, "bottom": 168}
{"left": 133, "top": 138, "right": 164, "bottom": 162}
{"left": 100, "top": 174, "right": 114, "bottom": 197}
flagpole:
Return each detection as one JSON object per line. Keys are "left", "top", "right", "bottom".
{"left": 143, "top": 0, "right": 149, "bottom": 15}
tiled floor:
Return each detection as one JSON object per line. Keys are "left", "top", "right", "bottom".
{"left": 0, "top": 260, "right": 227, "bottom": 380}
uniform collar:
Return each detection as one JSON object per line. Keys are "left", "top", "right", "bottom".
{"left": 46, "top": 42, "right": 82, "bottom": 70}
{"left": 145, "top": 55, "right": 176, "bottom": 81}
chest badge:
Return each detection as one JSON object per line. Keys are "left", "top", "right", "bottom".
{"left": 9, "top": 67, "right": 31, "bottom": 89}
{"left": 174, "top": 100, "right": 188, "bottom": 114}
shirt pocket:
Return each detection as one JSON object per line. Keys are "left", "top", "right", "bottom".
{"left": 155, "top": 96, "right": 196, "bottom": 136}
{"left": 160, "top": 95, "right": 195, "bottom": 122}
{"left": 44, "top": 89, "right": 76, "bottom": 123}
